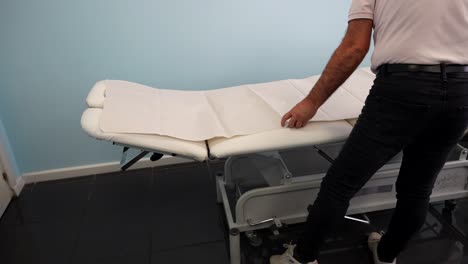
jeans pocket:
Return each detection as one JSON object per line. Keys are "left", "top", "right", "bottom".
{"left": 376, "top": 95, "right": 430, "bottom": 111}
{"left": 373, "top": 95, "right": 431, "bottom": 138}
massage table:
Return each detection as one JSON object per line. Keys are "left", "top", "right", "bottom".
{"left": 81, "top": 68, "right": 468, "bottom": 264}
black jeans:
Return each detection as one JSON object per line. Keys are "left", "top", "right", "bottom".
{"left": 296, "top": 72, "right": 468, "bottom": 262}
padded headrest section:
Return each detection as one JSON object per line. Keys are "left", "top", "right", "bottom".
{"left": 81, "top": 108, "right": 208, "bottom": 161}
{"left": 86, "top": 81, "right": 107, "bottom": 108}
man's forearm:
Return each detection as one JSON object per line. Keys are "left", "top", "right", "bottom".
{"left": 306, "top": 42, "right": 368, "bottom": 107}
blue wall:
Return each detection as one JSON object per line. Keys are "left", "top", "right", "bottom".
{"left": 0, "top": 0, "right": 370, "bottom": 174}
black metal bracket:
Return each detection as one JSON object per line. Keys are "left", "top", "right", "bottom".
{"left": 119, "top": 147, "right": 168, "bottom": 171}
{"left": 121, "top": 150, "right": 150, "bottom": 171}
{"left": 150, "top": 152, "right": 164, "bottom": 161}
{"left": 313, "top": 146, "right": 335, "bottom": 164}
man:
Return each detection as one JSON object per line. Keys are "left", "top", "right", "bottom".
{"left": 270, "top": 1, "right": 468, "bottom": 264}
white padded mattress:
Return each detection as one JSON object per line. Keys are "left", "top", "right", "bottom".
{"left": 82, "top": 69, "right": 371, "bottom": 160}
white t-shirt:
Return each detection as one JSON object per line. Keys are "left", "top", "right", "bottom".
{"left": 349, "top": 0, "right": 468, "bottom": 72}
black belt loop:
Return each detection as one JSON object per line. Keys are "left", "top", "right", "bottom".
{"left": 379, "top": 64, "right": 388, "bottom": 78}
{"left": 441, "top": 63, "right": 448, "bottom": 82}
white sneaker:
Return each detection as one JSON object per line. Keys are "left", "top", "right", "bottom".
{"left": 368, "top": 232, "right": 397, "bottom": 264}
{"left": 269, "top": 243, "right": 318, "bottom": 264}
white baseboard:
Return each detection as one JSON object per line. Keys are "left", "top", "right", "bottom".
{"left": 22, "top": 156, "right": 192, "bottom": 184}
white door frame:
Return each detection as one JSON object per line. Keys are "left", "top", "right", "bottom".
{"left": 0, "top": 153, "right": 13, "bottom": 217}
{"left": 0, "top": 141, "right": 21, "bottom": 195}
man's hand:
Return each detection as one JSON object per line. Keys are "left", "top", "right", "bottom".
{"left": 281, "top": 98, "right": 320, "bottom": 128}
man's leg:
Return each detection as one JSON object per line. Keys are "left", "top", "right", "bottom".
{"left": 378, "top": 106, "right": 468, "bottom": 262}
{"left": 292, "top": 71, "right": 446, "bottom": 262}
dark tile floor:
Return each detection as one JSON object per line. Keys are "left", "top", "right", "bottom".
{"left": 0, "top": 162, "right": 467, "bottom": 264}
